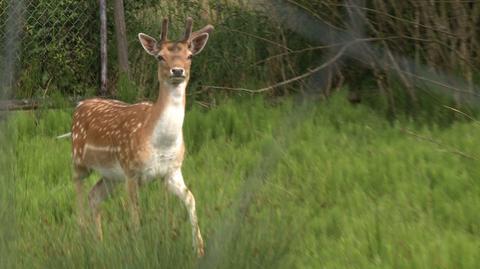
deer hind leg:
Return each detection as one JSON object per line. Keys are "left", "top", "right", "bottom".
{"left": 166, "top": 169, "right": 205, "bottom": 257}
{"left": 88, "top": 177, "right": 118, "bottom": 241}
{"left": 126, "top": 177, "right": 141, "bottom": 232}
{"left": 73, "top": 165, "right": 91, "bottom": 227}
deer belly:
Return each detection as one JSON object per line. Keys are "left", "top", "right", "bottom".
{"left": 92, "top": 162, "right": 126, "bottom": 181}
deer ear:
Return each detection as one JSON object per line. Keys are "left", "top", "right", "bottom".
{"left": 189, "top": 25, "right": 213, "bottom": 56}
{"left": 138, "top": 33, "right": 158, "bottom": 56}
{"left": 190, "top": 33, "right": 210, "bottom": 56}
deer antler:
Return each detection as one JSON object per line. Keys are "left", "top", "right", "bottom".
{"left": 183, "top": 17, "right": 193, "bottom": 42}
{"left": 160, "top": 18, "right": 169, "bottom": 42}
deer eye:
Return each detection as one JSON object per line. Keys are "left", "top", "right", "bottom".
{"left": 187, "top": 54, "right": 193, "bottom": 60}
{"left": 156, "top": 55, "right": 165, "bottom": 62}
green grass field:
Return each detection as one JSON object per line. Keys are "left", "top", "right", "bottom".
{"left": 4, "top": 94, "right": 480, "bottom": 268}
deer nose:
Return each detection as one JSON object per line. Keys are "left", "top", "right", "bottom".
{"left": 171, "top": 68, "right": 185, "bottom": 77}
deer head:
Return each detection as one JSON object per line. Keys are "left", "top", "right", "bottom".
{"left": 138, "top": 17, "right": 214, "bottom": 86}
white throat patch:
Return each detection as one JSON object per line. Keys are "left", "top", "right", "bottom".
{"left": 165, "top": 81, "right": 186, "bottom": 103}
{"left": 151, "top": 82, "right": 186, "bottom": 149}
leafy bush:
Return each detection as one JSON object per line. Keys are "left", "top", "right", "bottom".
{"left": 17, "top": 0, "right": 99, "bottom": 97}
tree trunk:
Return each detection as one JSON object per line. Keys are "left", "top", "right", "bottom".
{"left": 114, "top": 0, "right": 130, "bottom": 78}
{"left": 99, "top": 0, "right": 108, "bottom": 96}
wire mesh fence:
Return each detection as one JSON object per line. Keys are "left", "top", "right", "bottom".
{"left": 0, "top": 0, "right": 89, "bottom": 50}
{"left": 0, "top": 0, "right": 98, "bottom": 97}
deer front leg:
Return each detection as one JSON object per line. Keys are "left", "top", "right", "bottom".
{"left": 126, "top": 177, "right": 141, "bottom": 232}
{"left": 166, "top": 169, "right": 204, "bottom": 257}
{"left": 88, "top": 177, "right": 118, "bottom": 241}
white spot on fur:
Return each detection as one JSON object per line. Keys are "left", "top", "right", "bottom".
{"left": 85, "top": 144, "right": 114, "bottom": 152}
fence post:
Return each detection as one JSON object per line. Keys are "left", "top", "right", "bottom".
{"left": 99, "top": 0, "right": 108, "bottom": 96}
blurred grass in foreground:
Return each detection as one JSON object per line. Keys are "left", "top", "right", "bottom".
{"left": 5, "top": 93, "right": 480, "bottom": 268}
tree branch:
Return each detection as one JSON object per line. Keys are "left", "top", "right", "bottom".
{"left": 204, "top": 42, "right": 351, "bottom": 93}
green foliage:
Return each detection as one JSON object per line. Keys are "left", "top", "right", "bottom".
{"left": 12, "top": 0, "right": 480, "bottom": 122}
{"left": 14, "top": 0, "right": 98, "bottom": 97}
{"left": 7, "top": 94, "right": 480, "bottom": 268}
{"left": 115, "top": 73, "right": 138, "bottom": 103}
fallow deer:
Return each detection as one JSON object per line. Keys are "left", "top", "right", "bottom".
{"left": 71, "top": 18, "right": 212, "bottom": 257}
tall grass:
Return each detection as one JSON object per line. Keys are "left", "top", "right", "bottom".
{"left": 0, "top": 115, "right": 15, "bottom": 268}
{"left": 6, "top": 93, "right": 480, "bottom": 268}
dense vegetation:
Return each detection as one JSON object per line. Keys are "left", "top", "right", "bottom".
{"left": 10, "top": 0, "right": 480, "bottom": 119}
{"left": 3, "top": 94, "right": 480, "bottom": 268}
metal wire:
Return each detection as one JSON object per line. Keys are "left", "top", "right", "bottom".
{"left": 0, "top": 0, "right": 98, "bottom": 93}
{"left": 0, "top": 0, "right": 94, "bottom": 52}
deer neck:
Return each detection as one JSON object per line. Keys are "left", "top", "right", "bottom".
{"left": 145, "top": 80, "right": 187, "bottom": 148}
